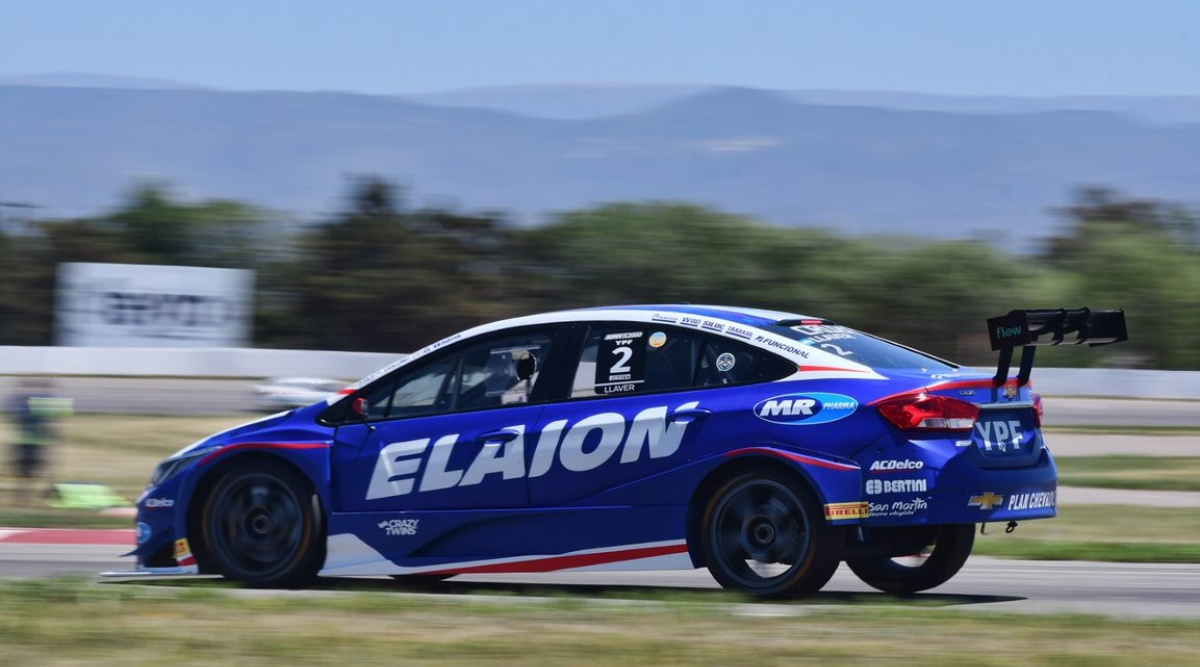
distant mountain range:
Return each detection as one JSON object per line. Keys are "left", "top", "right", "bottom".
{"left": 2, "top": 74, "right": 1198, "bottom": 249}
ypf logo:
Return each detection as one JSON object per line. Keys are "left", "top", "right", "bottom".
{"left": 753, "top": 393, "right": 858, "bottom": 426}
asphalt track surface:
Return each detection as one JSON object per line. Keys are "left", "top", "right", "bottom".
{"left": 1, "top": 531, "right": 1198, "bottom": 620}
{"left": 20, "top": 377, "right": 1200, "bottom": 427}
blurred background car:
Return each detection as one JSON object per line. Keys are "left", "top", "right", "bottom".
{"left": 250, "top": 377, "right": 347, "bottom": 412}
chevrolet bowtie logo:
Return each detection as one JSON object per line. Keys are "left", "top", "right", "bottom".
{"left": 969, "top": 492, "right": 1004, "bottom": 510}
{"left": 1003, "top": 385, "right": 1018, "bottom": 399}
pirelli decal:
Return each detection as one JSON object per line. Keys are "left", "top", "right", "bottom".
{"left": 824, "top": 501, "right": 870, "bottom": 520}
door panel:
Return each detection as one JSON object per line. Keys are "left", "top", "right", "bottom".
{"left": 333, "top": 406, "right": 545, "bottom": 512}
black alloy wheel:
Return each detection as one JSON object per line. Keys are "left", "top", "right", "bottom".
{"left": 701, "top": 471, "right": 843, "bottom": 598}
{"left": 201, "top": 461, "right": 325, "bottom": 587}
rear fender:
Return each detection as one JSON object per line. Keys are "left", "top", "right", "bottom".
{"left": 717, "top": 445, "right": 865, "bottom": 521}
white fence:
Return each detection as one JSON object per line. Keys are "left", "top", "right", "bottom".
{"left": 1, "top": 346, "right": 1198, "bottom": 399}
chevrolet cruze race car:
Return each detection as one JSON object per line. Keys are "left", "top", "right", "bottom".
{"left": 125, "top": 305, "right": 1125, "bottom": 597}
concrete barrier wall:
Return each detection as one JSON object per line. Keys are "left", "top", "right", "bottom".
{"left": 1, "top": 346, "right": 1198, "bottom": 399}
{"left": 1011, "top": 368, "right": 1200, "bottom": 400}
{"left": 0, "top": 346, "right": 397, "bottom": 382}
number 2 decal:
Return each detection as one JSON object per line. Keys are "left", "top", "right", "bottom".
{"left": 820, "top": 343, "right": 853, "bottom": 357}
{"left": 595, "top": 331, "right": 647, "bottom": 393}
{"left": 610, "top": 345, "right": 633, "bottom": 374}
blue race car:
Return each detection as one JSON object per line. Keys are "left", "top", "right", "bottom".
{"left": 127, "top": 305, "right": 1126, "bottom": 597}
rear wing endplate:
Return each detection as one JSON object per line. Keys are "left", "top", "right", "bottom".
{"left": 986, "top": 308, "right": 1127, "bottom": 386}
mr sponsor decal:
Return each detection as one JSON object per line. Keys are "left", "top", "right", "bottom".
{"left": 1007, "top": 491, "right": 1056, "bottom": 511}
{"left": 753, "top": 393, "right": 857, "bottom": 425}
{"left": 366, "top": 401, "right": 702, "bottom": 500}
{"left": 865, "top": 478, "right": 927, "bottom": 495}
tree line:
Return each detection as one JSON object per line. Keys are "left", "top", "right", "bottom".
{"left": 1, "top": 179, "right": 1196, "bottom": 369}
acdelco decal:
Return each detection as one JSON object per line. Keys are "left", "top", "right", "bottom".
{"left": 753, "top": 393, "right": 858, "bottom": 425}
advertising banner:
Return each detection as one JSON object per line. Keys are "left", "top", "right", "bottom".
{"left": 55, "top": 263, "right": 254, "bottom": 347}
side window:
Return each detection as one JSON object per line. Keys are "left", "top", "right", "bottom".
{"left": 381, "top": 357, "right": 457, "bottom": 419}
{"left": 355, "top": 329, "right": 555, "bottom": 420}
{"left": 455, "top": 339, "right": 549, "bottom": 410}
{"left": 570, "top": 324, "right": 796, "bottom": 398}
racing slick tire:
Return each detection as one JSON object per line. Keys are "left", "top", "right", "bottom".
{"left": 201, "top": 460, "right": 325, "bottom": 588}
{"left": 845, "top": 523, "right": 975, "bottom": 594}
{"left": 700, "top": 470, "right": 843, "bottom": 599}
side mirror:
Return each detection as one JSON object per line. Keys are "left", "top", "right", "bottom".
{"left": 352, "top": 397, "right": 369, "bottom": 417}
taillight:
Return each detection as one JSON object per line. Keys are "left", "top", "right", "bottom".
{"left": 876, "top": 393, "right": 980, "bottom": 432}
{"left": 1032, "top": 393, "right": 1043, "bottom": 427}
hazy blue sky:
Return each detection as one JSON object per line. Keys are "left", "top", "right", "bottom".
{"left": 2, "top": 1, "right": 1198, "bottom": 96}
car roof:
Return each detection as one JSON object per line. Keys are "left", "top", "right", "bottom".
{"left": 508, "top": 304, "right": 816, "bottom": 329}
{"left": 346, "top": 304, "right": 876, "bottom": 391}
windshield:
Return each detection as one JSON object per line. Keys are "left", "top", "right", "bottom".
{"left": 764, "top": 323, "right": 957, "bottom": 371}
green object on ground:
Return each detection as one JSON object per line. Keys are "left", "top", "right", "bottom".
{"left": 45, "top": 482, "right": 130, "bottom": 509}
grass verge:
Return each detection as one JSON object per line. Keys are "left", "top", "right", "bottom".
{"left": 1, "top": 578, "right": 1198, "bottom": 666}
{"left": 973, "top": 504, "right": 1200, "bottom": 562}
{"left": 0, "top": 414, "right": 249, "bottom": 518}
{"left": 1055, "top": 456, "right": 1200, "bottom": 492}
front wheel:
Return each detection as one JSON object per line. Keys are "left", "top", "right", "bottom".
{"left": 201, "top": 461, "right": 325, "bottom": 587}
{"left": 700, "top": 471, "right": 843, "bottom": 599}
{"left": 846, "top": 523, "right": 975, "bottom": 594}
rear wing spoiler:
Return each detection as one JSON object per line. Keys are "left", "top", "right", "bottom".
{"left": 986, "top": 308, "right": 1128, "bottom": 386}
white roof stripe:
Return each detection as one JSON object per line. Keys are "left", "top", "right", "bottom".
{"left": 348, "top": 305, "right": 881, "bottom": 389}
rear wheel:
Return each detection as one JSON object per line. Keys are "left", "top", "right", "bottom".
{"left": 201, "top": 461, "right": 325, "bottom": 587}
{"left": 846, "top": 523, "right": 975, "bottom": 594}
{"left": 700, "top": 470, "right": 843, "bottom": 598}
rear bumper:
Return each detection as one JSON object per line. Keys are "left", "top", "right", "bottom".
{"left": 858, "top": 437, "right": 1058, "bottom": 526}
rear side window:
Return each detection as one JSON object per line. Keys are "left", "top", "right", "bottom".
{"left": 570, "top": 325, "right": 794, "bottom": 398}
{"left": 767, "top": 323, "right": 957, "bottom": 371}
